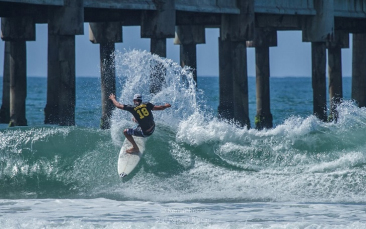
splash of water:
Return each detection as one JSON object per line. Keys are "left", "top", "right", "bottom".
{"left": 110, "top": 50, "right": 210, "bottom": 145}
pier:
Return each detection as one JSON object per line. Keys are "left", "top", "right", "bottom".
{"left": 1, "top": 0, "right": 366, "bottom": 129}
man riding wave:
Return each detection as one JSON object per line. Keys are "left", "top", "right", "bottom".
{"left": 109, "top": 93, "right": 171, "bottom": 153}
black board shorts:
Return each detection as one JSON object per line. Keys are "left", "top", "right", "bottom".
{"left": 126, "top": 125, "right": 155, "bottom": 137}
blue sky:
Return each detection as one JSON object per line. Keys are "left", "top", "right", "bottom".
{"left": 0, "top": 23, "right": 353, "bottom": 77}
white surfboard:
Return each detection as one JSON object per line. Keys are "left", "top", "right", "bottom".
{"left": 117, "top": 137, "right": 146, "bottom": 178}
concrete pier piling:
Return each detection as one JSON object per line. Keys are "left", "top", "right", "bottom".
{"left": 9, "top": 40, "right": 27, "bottom": 126}
{"left": 218, "top": 0, "right": 254, "bottom": 128}
{"left": 218, "top": 38, "right": 234, "bottom": 121}
{"left": 352, "top": 33, "right": 366, "bottom": 108}
{"left": 327, "top": 32, "right": 349, "bottom": 122}
{"left": 99, "top": 42, "right": 116, "bottom": 129}
{"left": 1, "top": 17, "right": 35, "bottom": 126}
{"left": 248, "top": 30, "right": 277, "bottom": 130}
{"left": 149, "top": 38, "right": 167, "bottom": 94}
{"left": 174, "top": 26, "right": 205, "bottom": 83}
{"left": 180, "top": 42, "right": 196, "bottom": 78}
{"left": 45, "top": 0, "right": 83, "bottom": 126}
{"left": 311, "top": 42, "right": 327, "bottom": 122}
{"left": 254, "top": 45, "right": 272, "bottom": 130}
{"left": 303, "top": 0, "right": 334, "bottom": 122}
{"left": 328, "top": 45, "right": 342, "bottom": 121}
{"left": 44, "top": 33, "right": 60, "bottom": 124}
{"left": 150, "top": 38, "right": 166, "bottom": 58}
{"left": 57, "top": 35, "right": 76, "bottom": 126}
{"left": 232, "top": 41, "right": 250, "bottom": 128}
{"left": 89, "top": 22, "right": 122, "bottom": 129}
{"left": 0, "top": 41, "right": 9, "bottom": 123}
{"left": 141, "top": 0, "right": 175, "bottom": 94}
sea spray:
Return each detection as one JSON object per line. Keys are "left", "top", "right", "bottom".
{"left": 110, "top": 50, "right": 204, "bottom": 145}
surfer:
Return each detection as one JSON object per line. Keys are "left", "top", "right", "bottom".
{"left": 109, "top": 93, "right": 171, "bottom": 153}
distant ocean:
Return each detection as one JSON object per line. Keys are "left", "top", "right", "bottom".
{"left": 1, "top": 50, "right": 366, "bottom": 228}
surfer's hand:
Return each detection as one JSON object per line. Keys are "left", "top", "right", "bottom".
{"left": 109, "top": 94, "right": 116, "bottom": 100}
{"left": 164, "top": 103, "right": 171, "bottom": 109}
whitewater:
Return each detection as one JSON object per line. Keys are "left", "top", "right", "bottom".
{"left": 1, "top": 50, "right": 366, "bottom": 228}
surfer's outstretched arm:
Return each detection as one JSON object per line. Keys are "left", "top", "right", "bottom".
{"left": 153, "top": 103, "right": 171, "bottom": 111}
{"left": 109, "top": 94, "right": 124, "bottom": 109}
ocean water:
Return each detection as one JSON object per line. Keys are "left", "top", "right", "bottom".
{"left": 1, "top": 50, "right": 366, "bottom": 228}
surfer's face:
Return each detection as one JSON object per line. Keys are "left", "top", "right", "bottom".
{"left": 133, "top": 100, "right": 141, "bottom": 105}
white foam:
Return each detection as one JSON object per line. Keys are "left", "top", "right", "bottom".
{"left": 308, "top": 152, "right": 366, "bottom": 173}
{"left": 2, "top": 199, "right": 366, "bottom": 229}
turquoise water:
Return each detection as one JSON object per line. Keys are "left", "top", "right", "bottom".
{"left": 1, "top": 50, "right": 366, "bottom": 228}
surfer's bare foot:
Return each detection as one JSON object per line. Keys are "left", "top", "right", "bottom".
{"left": 126, "top": 147, "right": 139, "bottom": 154}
